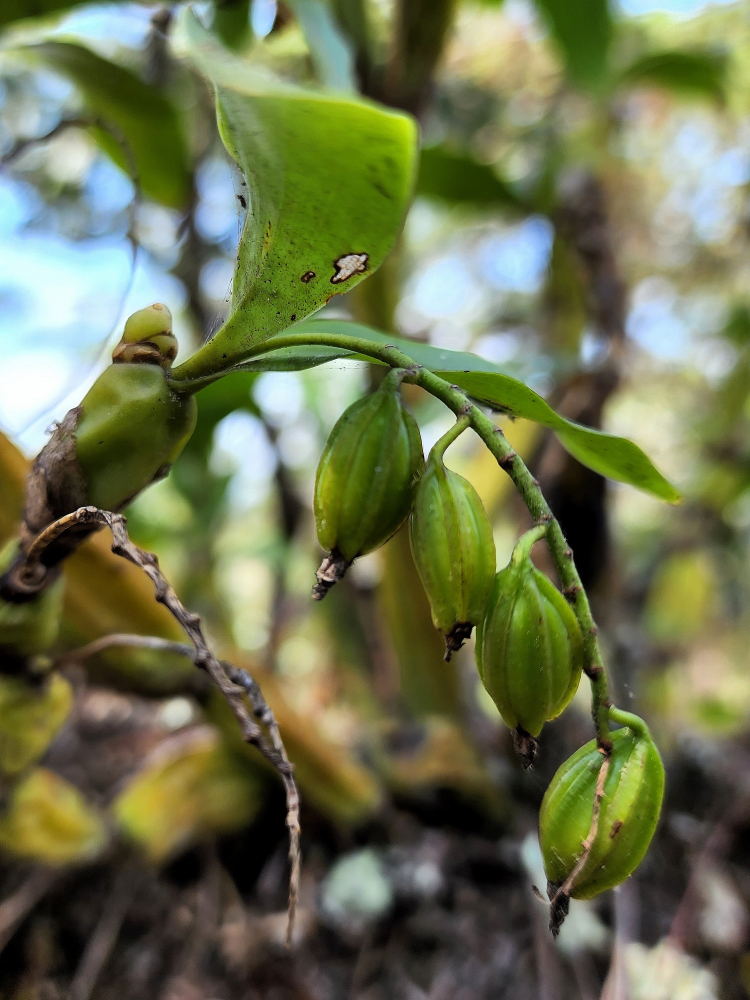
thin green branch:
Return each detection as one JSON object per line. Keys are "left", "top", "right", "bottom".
{"left": 430, "top": 413, "right": 470, "bottom": 460}
{"left": 194, "top": 330, "right": 612, "bottom": 749}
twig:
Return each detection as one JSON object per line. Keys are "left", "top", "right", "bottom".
{"left": 18, "top": 506, "right": 300, "bottom": 946}
{"left": 69, "top": 867, "right": 135, "bottom": 1000}
{"left": 5, "top": 114, "right": 144, "bottom": 440}
{"left": 0, "top": 868, "right": 61, "bottom": 955}
{"left": 57, "top": 633, "right": 194, "bottom": 665}
{"left": 0, "top": 118, "right": 94, "bottom": 167}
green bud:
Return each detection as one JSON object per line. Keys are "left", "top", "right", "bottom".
{"left": 113, "top": 303, "right": 178, "bottom": 369}
{"left": 476, "top": 526, "right": 583, "bottom": 765}
{"left": 313, "top": 370, "right": 424, "bottom": 598}
{"left": 409, "top": 437, "right": 495, "bottom": 659}
{"left": 75, "top": 362, "right": 196, "bottom": 512}
{"left": 539, "top": 710, "right": 665, "bottom": 906}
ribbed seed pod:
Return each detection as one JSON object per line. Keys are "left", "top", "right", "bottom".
{"left": 313, "top": 369, "right": 424, "bottom": 599}
{"left": 540, "top": 709, "right": 665, "bottom": 929}
{"left": 476, "top": 525, "right": 583, "bottom": 766}
{"left": 409, "top": 425, "right": 495, "bottom": 660}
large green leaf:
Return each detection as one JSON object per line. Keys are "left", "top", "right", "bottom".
{"left": 417, "top": 145, "right": 523, "bottom": 209}
{"left": 200, "top": 319, "right": 678, "bottom": 501}
{"left": 532, "top": 0, "right": 612, "bottom": 91}
{"left": 618, "top": 49, "right": 727, "bottom": 104}
{"left": 26, "top": 41, "right": 191, "bottom": 209}
{"left": 170, "top": 11, "right": 417, "bottom": 383}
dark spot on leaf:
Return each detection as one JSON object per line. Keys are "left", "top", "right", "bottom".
{"left": 301, "top": 271, "right": 316, "bottom": 283}
{"left": 609, "top": 820, "right": 623, "bottom": 839}
{"left": 237, "top": 194, "right": 247, "bottom": 209}
{"left": 291, "top": 314, "right": 296, "bottom": 321}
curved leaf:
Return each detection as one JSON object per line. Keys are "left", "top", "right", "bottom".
{"left": 170, "top": 10, "right": 418, "bottom": 383}
{"left": 1, "top": 0, "right": 90, "bottom": 29}
{"left": 417, "top": 145, "right": 523, "bottom": 209}
{"left": 618, "top": 49, "right": 727, "bottom": 104}
{"left": 26, "top": 41, "right": 191, "bottom": 209}
{"left": 211, "top": 319, "right": 678, "bottom": 501}
{"left": 532, "top": 0, "right": 612, "bottom": 91}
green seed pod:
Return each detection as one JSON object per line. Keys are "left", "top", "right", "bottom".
{"left": 476, "top": 525, "right": 583, "bottom": 766}
{"left": 313, "top": 369, "right": 424, "bottom": 598}
{"left": 409, "top": 425, "right": 495, "bottom": 659}
{"left": 539, "top": 709, "right": 665, "bottom": 929}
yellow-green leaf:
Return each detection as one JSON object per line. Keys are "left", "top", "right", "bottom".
{"left": 0, "top": 768, "right": 106, "bottom": 865}
{"left": 0, "top": 674, "right": 72, "bottom": 778}
{"left": 113, "top": 727, "right": 262, "bottom": 863}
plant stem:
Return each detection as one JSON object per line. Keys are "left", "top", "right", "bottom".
{"left": 430, "top": 414, "right": 470, "bottom": 461}
{"left": 510, "top": 523, "right": 549, "bottom": 565}
{"left": 206, "top": 331, "right": 612, "bottom": 749}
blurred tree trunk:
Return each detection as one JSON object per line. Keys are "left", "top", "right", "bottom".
{"left": 536, "top": 169, "right": 627, "bottom": 593}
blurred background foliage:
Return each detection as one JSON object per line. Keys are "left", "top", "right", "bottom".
{"left": 2, "top": 0, "right": 750, "bottom": 997}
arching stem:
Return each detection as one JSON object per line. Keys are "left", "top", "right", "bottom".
{"left": 191, "top": 332, "right": 613, "bottom": 750}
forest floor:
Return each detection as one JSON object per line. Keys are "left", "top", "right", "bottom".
{"left": 1, "top": 675, "right": 749, "bottom": 1000}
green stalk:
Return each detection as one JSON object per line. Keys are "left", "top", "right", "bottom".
{"left": 510, "top": 523, "right": 549, "bottom": 566}
{"left": 177, "top": 332, "right": 612, "bottom": 749}
{"left": 430, "top": 414, "right": 470, "bottom": 461}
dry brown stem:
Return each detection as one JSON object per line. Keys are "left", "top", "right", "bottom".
{"left": 19, "top": 506, "right": 300, "bottom": 946}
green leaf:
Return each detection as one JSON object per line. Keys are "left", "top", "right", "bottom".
{"left": 433, "top": 370, "right": 679, "bottom": 502}
{"left": 618, "top": 49, "right": 727, "bottom": 104}
{"left": 212, "top": 0, "right": 253, "bottom": 52}
{"left": 297, "top": 319, "right": 505, "bottom": 372}
{"left": 190, "top": 370, "right": 260, "bottom": 455}
{"left": 287, "top": 0, "right": 357, "bottom": 92}
{"left": 170, "top": 10, "right": 417, "bottom": 382}
{"left": 172, "top": 320, "right": 506, "bottom": 385}
{"left": 26, "top": 41, "right": 191, "bottom": 209}
{"left": 0, "top": 0, "right": 89, "bottom": 29}
{"left": 532, "top": 0, "right": 612, "bottom": 90}
{"left": 417, "top": 145, "right": 523, "bottom": 209}
{"left": 209, "top": 319, "right": 678, "bottom": 501}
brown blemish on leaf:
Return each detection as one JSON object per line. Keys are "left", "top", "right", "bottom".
{"left": 301, "top": 271, "right": 316, "bottom": 283}
{"left": 331, "top": 253, "right": 368, "bottom": 285}
{"left": 262, "top": 221, "right": 272, "bottom": 255}
{"left": 609, "top": 820, "right": 623, "bottom": 839}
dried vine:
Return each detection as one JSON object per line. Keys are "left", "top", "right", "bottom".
{"left": 17, "top": 506, "right": 300, "bottom": 946}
